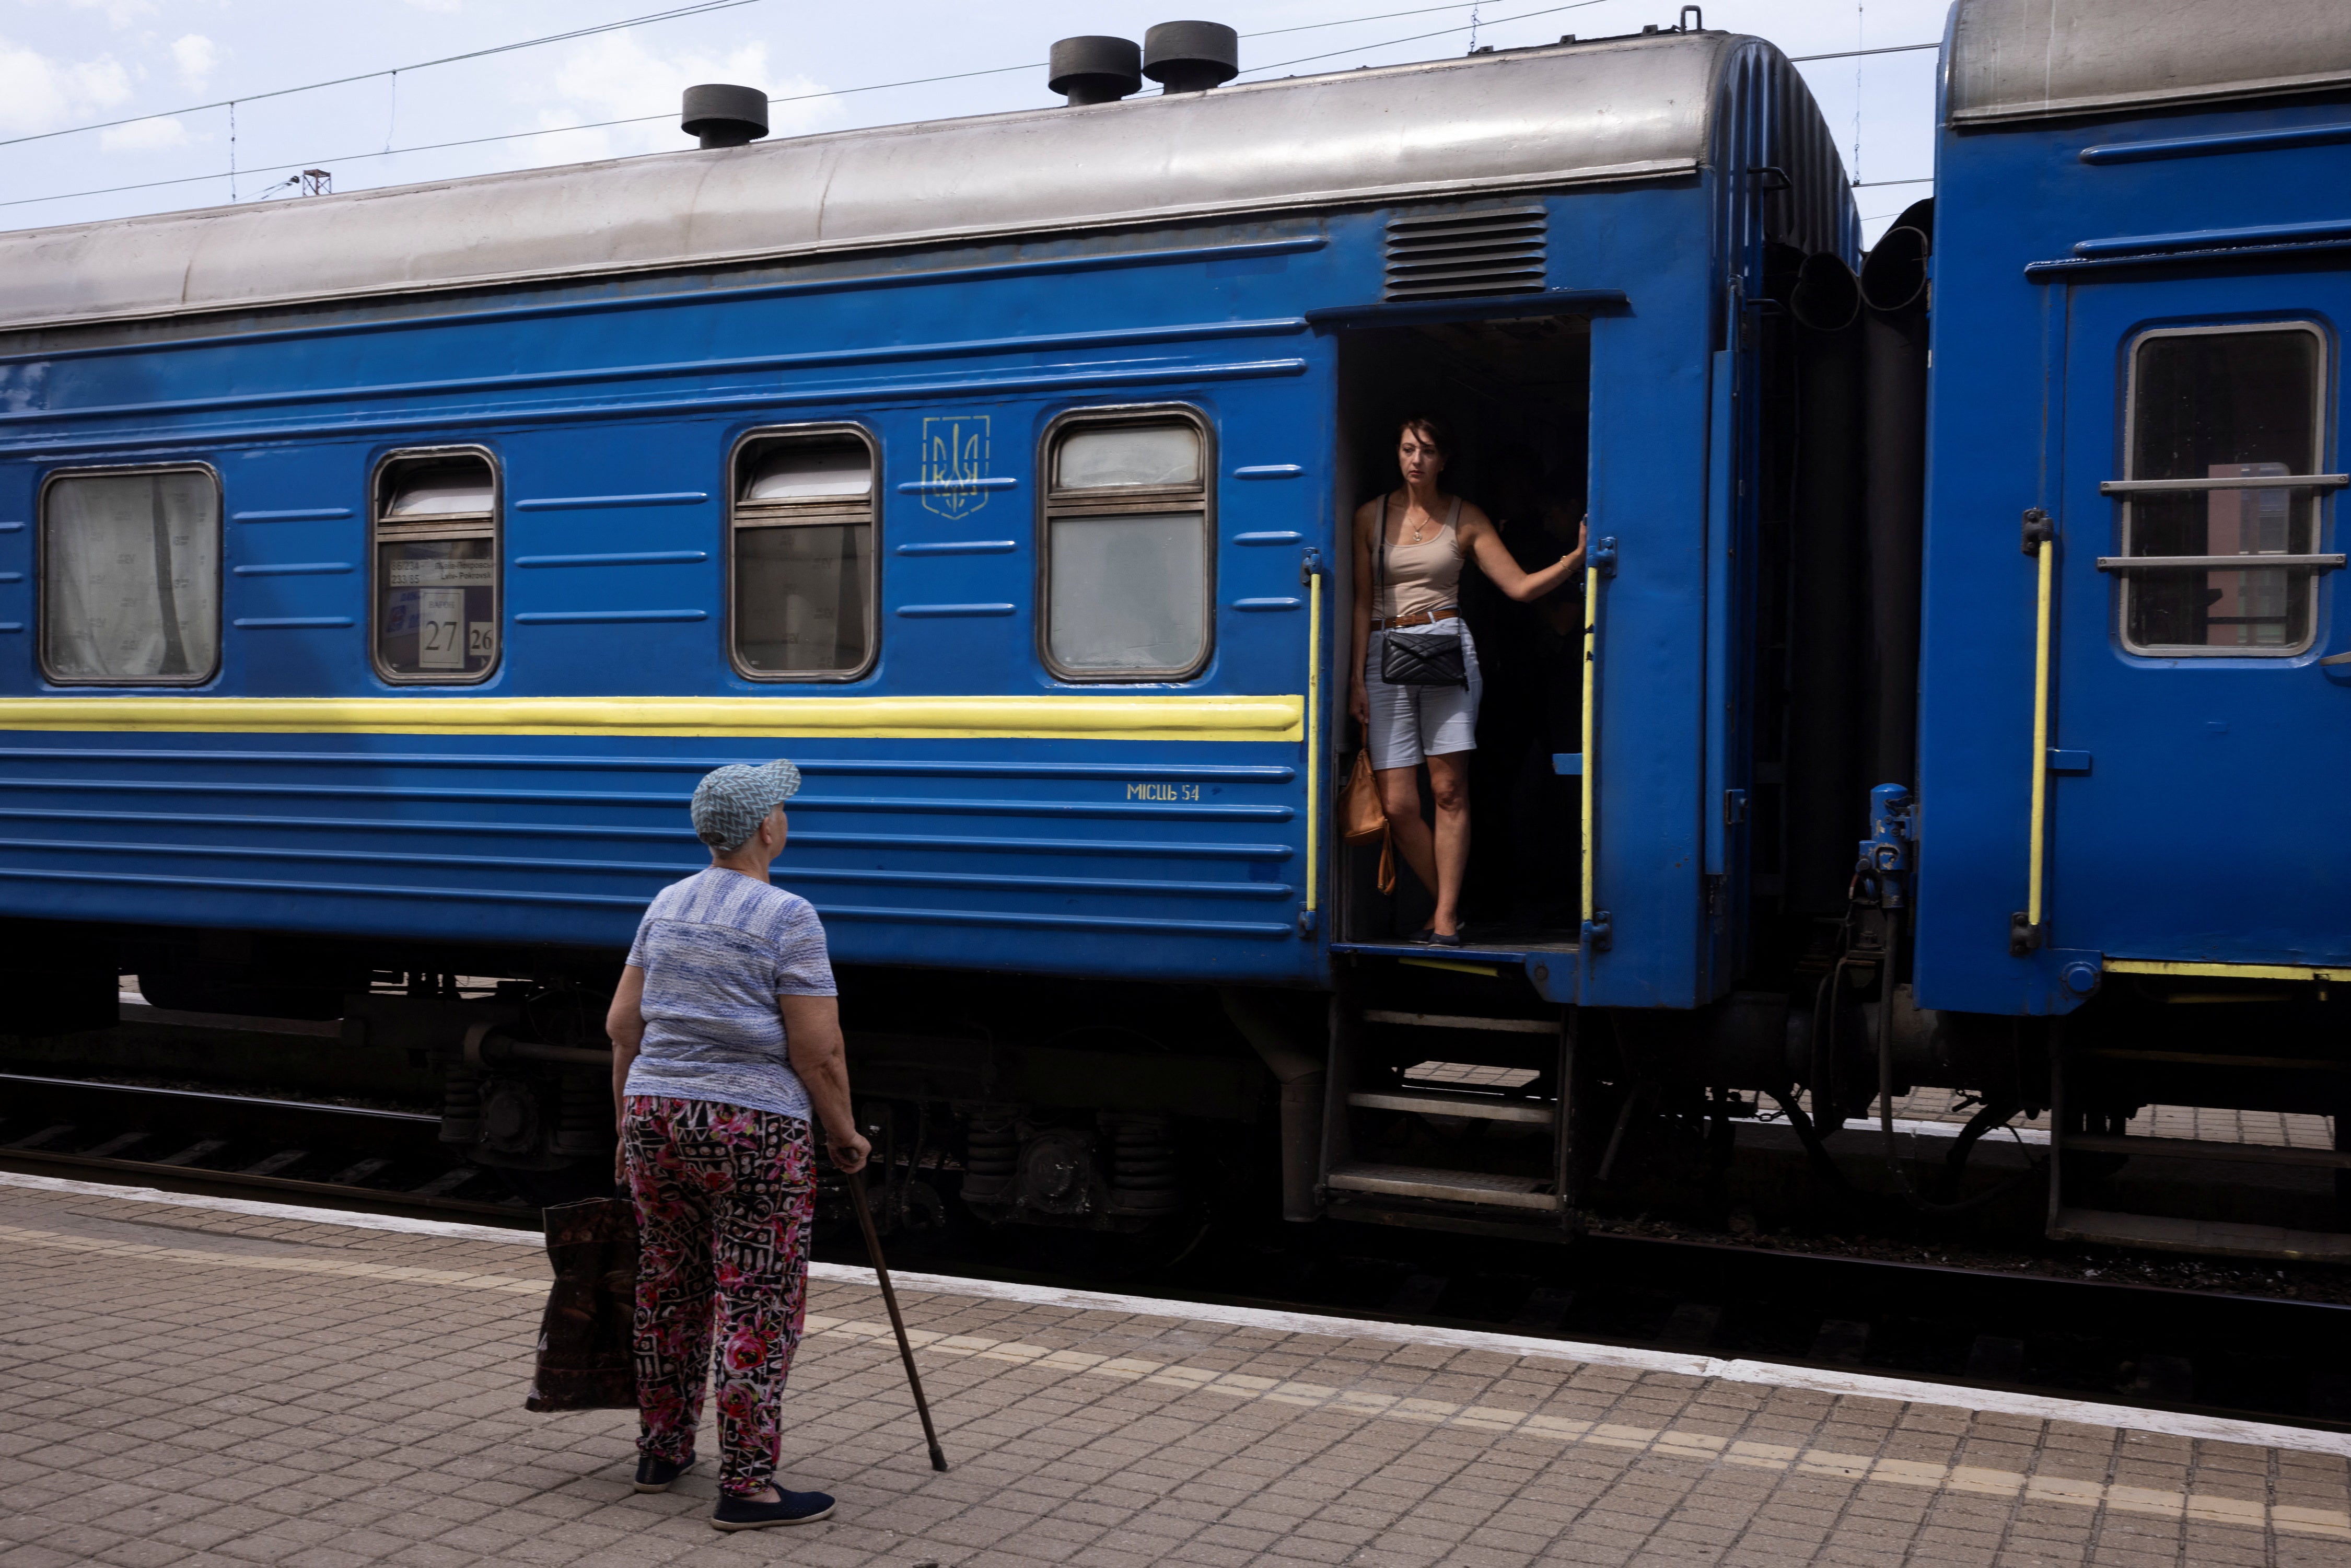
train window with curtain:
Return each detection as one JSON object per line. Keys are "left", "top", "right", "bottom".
{"left": 2118, "top": 324, "right": 2327, "bottom": 657}
{"left": 39, "top": 466, "right": 221, "bottom": 684}
{"left": 1042, "top": 411, "right": 1211, "bottom": 679}
{"left": 730, "top": 428, "right": 877, "bottom": 679}
{"left": 372, "top": 449, "right": 500, "bottom": 681}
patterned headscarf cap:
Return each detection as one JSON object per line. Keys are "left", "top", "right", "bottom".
{"left": 689, "top": 759, "right": 802, "bottom": 853}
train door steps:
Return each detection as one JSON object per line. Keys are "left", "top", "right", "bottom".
{"left": 2045, "top": 1064, "right": 2351, "bottom": 1259}
{"left": 1360, "top": 1009, "right": 1560, "bottom": 1033}
{"left": 1322, "top": 1001, "right": 1572, "bottom": 1223}
{"left": 1324, "top": 1162, "right": 1560, "bottom": 1210}
{"left": 2061, "top": 1133, "right": 2351, "bottom": 1170}
{"left": 2049, "top": 1207, "right": 2351, "bottom": 1264}
{"left": 1346, "top": 1087, "right": 1555, "bottom": 1124}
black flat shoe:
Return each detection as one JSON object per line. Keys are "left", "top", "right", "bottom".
{"left": 1426, "top": 930, "right": 1464, "bottom": 948}
{"left": 712, "top": 1489, "right": 836, "bottom": 1530}
{"left": 634, "top": 1454, "right": 694, "bottom": 1493}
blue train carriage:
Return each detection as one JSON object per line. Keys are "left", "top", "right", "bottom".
{"left": 0, "top": 22, "right": 1861, "bottom": 1225}
{"left": 1909, "top": 0, "right": 2351, "bottom": 1259}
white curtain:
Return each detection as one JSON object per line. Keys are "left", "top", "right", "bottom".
{"left": 43, "top": 471, "right": 219, "bottom": 681}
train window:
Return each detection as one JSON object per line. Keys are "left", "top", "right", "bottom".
{"left": 39, "top": 466, "right": 220, "bottom": 684}
{"left": 372, "top": 450, "right": 499, "bottom": 682}
{"left": 730, "top": 429, "right": 876, "bottom": 679}
{"left": 2119, "top": 325, "right": 2326, "bottom": 656}
{"left": 1042, "top": 412, "right": 1211, "bottom": 680}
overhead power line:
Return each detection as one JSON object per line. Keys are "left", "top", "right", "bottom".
{"left": 0, "top": 2, "right": 1605, "bottom": 214}
{"left": 1238, "top": 0, "right": 1612, "bottom": 77}
{"left": 3, "top": 8, "right": 1942, "bottom": 218}
{"left": 1788, "top": 42, "right": 1939, "bottom": 62}
{"left": 0, "top": 0, "right": 770, "bottom": 153}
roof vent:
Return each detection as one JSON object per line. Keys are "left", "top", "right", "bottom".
{"left": 1383, "top": 206, "right": 1547, "bottom": 301}
{"left": 1143, "top": 21, "right": 1238, "bottom": 92}
{"left": 1050, "top": 36, "right": 1143, "bottom": 104}
{"left": 681, "top": 84, "right": 769, "bottom": 149}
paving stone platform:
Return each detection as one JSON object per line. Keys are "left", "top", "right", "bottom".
{"left": 2, "top": 1175, "right": 2347, "bottom": 1568}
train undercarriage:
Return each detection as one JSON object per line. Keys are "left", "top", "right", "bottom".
{"left": 9, "top": 911, "right": 2345, "bottom": 1264}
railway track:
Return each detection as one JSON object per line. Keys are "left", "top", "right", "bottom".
{"left": 9, "top": 1067, "right": 2348, "bottom": 1437}
{"left": 0, "top": 1072, "right": 537, "bottom": 1225}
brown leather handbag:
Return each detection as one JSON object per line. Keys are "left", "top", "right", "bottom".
{"left": 523, "top": 1195, "right": 639, "bottom": 1412}
{"left": 1341, "top": 751, "right": 1396, "bottom": 895}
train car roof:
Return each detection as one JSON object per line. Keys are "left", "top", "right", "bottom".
{"left": 0, "top": 29, "right": 1843, "bottom": 336}
{"left": 1948, "top": 0, "right": 2351, "bottom": 126}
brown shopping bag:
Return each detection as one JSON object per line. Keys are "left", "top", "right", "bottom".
{"left": 523, "top": 1195, "right": 639, "bottom": 1411}
{"left": 1340, "top": 751, "right": 1396, "bottom": 896}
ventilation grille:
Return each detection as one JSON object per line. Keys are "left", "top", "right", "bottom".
{"left": 1383, "top": 207, "right": 1547, "bottom": 301}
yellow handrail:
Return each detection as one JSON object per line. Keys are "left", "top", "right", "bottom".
{"left": 1306, "top": 566, "right": 1323, "bottom": 916}
{"left": 1580, "top": 559, "right": 1599, "bottom": 927}
{"left": 2027, "top": 535, "right": 2054, "bottom": 930}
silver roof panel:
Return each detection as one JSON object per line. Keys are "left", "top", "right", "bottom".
{"left": 0, "top": 32, "right": 1794, "bottom": 335}
{"left": 1949, "top": 0, "right": 2351, "bottom": 126}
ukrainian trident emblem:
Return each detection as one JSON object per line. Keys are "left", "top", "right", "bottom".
{"left": 919, "top": 415, "right": 991, "bottom": 519}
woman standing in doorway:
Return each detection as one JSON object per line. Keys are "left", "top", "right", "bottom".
{"left": 1349, "top": 416, "right": 1585, "bottom": 945}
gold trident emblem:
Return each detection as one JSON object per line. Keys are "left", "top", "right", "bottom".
{"left": 920, "top": 415, "right": 992, "bottom": 519}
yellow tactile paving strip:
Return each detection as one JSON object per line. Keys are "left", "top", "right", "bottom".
{"left": 7, "top": 1210, "right": 2348, "bottom": 1555}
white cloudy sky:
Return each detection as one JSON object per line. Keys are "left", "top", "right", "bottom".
{"left": 0, "top": 0, "right": 1948, "bottom": 242}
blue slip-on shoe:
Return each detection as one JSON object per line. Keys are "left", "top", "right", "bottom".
{"left": 633, "top": 1454, "right": 694, "bottom": 1493}
{"left": 712, "top": 1489, "right": 836, "bottom": 1530}
{"left": 1426, "top": 930, "right": 1464, "bottom": 947}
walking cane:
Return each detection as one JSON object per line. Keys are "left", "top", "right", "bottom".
{"left": 846, "top": 1171, "right": 949, "bottom": 1472}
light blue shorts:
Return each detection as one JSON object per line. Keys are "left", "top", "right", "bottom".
{"left": 1364, "top": 623, "right": 1482, "bottom": 771}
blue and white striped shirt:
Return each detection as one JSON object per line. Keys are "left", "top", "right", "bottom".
{"left": 621, "top": 867, "right": 835, "bottom": 1121}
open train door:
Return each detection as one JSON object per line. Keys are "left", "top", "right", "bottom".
{"left": 2038, "top": 267, "right": 2348, "bottom": 985}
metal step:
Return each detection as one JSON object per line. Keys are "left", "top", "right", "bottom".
{"left": 1361, "top": 1010, "right": 1559, "bottom": 1034}
{"left": 1347, "top": 1088, "right": 1556, "bottom": 1125}
{"left": 2061, "top": 1133, "right": 2351, "bottom": 1169}
{"left": 1325, "top": 1161, "right": 1559, "bottom": 1210}
{"left": 2048, "top": 1206, "right": 2351, "bottom": 1263}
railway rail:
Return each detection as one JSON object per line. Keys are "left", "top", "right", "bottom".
{"left": 7, "top": 1066, "right": 2347, "bottom": 1439}
{"left": 0, "top": 1072, "right": 532, "bottom": 1225}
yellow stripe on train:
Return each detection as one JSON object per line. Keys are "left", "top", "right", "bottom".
{"left": 0, "top": 694, "right": 1306, "bottom": 744}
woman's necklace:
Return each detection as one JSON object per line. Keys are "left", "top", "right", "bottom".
{"left": 1404, "top": 494, "right": 1434, "bottom": 545}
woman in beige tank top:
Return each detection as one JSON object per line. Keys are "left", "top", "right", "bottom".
{"left": 1348, "top": 416, "right": 1585, "bottom": 945}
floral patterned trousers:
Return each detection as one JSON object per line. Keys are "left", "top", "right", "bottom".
{"left": 621, "top": 1095, "right": 814, "bottom": 1498}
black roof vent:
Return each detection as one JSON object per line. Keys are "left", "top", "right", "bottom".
{"left": 1143, "top": 21, "right": 1238, "bottom": 92}
{"left": 681, "top": 84, "right": 769, "bottom": 149}
{"left": 1050, "top": 36, "right": 1143, "bottom": 105}
{"left": 1384, "top": 206, "right": 1548, "bottom": 301}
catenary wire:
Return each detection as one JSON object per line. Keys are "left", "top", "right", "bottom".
{"left": 1, "top": 0, "right": 1551, "bottom": 158}
{"left": 0, "top": 0, "right": 770, "bottom": 154}
{"left": 1236, "top": 0, "right": 1613, "bottom": 77}
{"left": 3, "top": 7, "right": 1943, "bottom": 217}
{"left": 1788, "top": 42, "right": 1939, "bottom": 62}
{"left": 1, "top": 2, "right": 1599, "bottom": 212}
